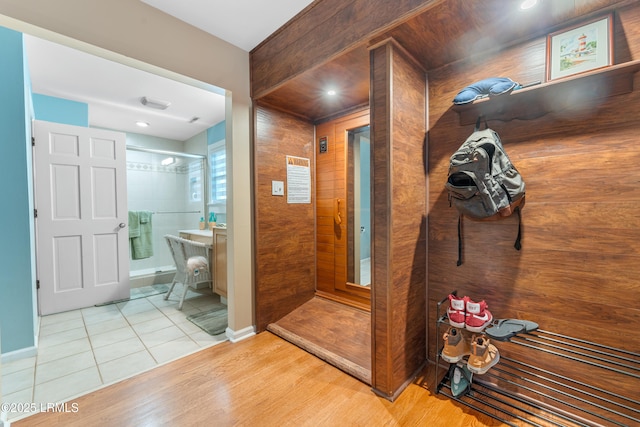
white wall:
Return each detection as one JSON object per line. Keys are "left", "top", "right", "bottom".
{"left": 0, "top": 0, "right": 254, "bottom": 339}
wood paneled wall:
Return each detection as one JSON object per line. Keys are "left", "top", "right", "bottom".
{"left": 254, "top": 103, "right": 316, "bottom": 331}
{"left": 370, "top": 40, "right": 427, "bottom": 400}
{"left": 250, "top": 0, "right": 440, "bottom": 98}
{"left": 251, "top": 0, "right": 640, "bottom": 410}
{"left": 426, "top": 4, "right": 640, "bottom": 400}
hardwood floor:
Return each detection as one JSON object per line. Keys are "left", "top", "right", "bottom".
{"left": 12, "top": 332, "right": 508, "bottom": 427}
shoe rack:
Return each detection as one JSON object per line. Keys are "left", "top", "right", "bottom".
{"left": 434, "top": 292, "right": 640, "bottom": 427}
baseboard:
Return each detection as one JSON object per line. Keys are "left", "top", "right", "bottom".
{"left": 130, "top": 271, "right": 175, "bottom": 288}
{"left": 1, "top": 344, "right": 37, "bottom": 363}
{"left": 34, "top": 319, "right": 40, "bottom": 349}
{"left": 226, "top": 325, "right": 255, "bottom": 343}
{"left": 371, "top": 360, "right": 427, "bottom": 402}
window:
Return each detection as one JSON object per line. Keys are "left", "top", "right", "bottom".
{"left": 209, "top": 140, "right": 226, "bottom": 203}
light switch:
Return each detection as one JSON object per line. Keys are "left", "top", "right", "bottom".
{"left": 272, "top": 180, "right": 284, "bottom": 196}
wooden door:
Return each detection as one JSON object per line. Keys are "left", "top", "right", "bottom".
{"left": 315, "top": 110, "right": 370, "bottom": 310}
{"left": 34, "top": 120, "right": 130, "bottom": 315}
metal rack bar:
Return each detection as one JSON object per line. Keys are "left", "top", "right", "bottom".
{"left": 529, "top": 334, "right": 639, "bottom": 366}
{"left": 472, "top": 377, "right": 597, "bottom": 427}
{"left": 511, "top": 337, "right": 640, "bottom": 379}
{"left": 501, "top": 357, "right": 640, "bottom": 410}
{"left": 434, "top": 291, "right": 454, "bottom": 393}
{"left": 485, "top": 364, "right": 637, "bottom": 426}
{"left": 434, "top": 292, "right": 639, "bottom": 427}
{"left": 439, "top": 385, "right": 521, "bottom": 427}
{"left": 471, "top": 385, "right": 584, "bottom": 427}
{"left": 538, "top": 330, "right": 640, "bottom": 358}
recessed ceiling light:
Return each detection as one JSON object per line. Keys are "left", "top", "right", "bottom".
{"left": 136, "top": 121, "right": 149, "bottom": 127}
{"left": 520, "top": 0, "right": 538, "bottom": 10}
{"left": 327, "top": 90, "right": 337, "bottom": 96}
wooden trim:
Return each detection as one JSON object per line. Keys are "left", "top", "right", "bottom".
{"left": 250, "top": 0, "right": 446, "bottom": 98}
{"left": 368, "top": 37, "right": 427, "bottom": 73}
{"left": 315, "top": 109, "right": 371, "bottom": 308}
{"left": 370, "top": 41, "right": 393, "bottom": 394}
{"left": 314, "top": 103, "right": 371, "bottom": 126}
{"left": 250, "top": 1, "right": 322, "bottom": 53}
{"left": 314, "top": 290, "right": 370, "bottom": 312}
{"left": 345, "top": 282, "right": 371, "bottom": 296}
{"left": 255, "top": 99, "right": 315, "bottom": 122}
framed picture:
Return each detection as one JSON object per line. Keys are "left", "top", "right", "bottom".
{"left": 546, "top": 13, "right": 613, "bottom": 81}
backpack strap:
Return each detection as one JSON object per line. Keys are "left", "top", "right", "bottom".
{"left": 458, "top": 207, "right": 522, "bottom": 265}
{"left": 514, "top": 206, "right": 522, "bottom": 251}
{"left": 474, "top": 115, "right": 489, "bottom": 131}
{"left": 457, "top": 214, "right": 463, "bottom": 266}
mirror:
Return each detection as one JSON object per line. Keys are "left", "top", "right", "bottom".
{"left": 347, "top": 125, "right": 371, "bottom": 287}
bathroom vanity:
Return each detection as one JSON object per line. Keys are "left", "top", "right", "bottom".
{"left": 178, "top": 227, "right": 227, "bottom": 298}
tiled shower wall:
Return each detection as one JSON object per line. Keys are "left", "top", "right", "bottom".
{"left": 126, "top": 149, "right": 205, "bottom": 275}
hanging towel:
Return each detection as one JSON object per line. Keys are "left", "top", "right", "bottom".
{"left": 128, "top": 211, "right": 140, "bottom": 238}
{"left": 130, "top": 210, "right": 154, "bottom": 260}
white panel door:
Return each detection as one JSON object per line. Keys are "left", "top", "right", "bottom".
{"left": 34, "top": 120, "right": 130, "bottom": 315}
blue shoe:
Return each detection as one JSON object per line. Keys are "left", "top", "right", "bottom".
{"left": 451, "top": 365, "right": 473, "bottom": 397}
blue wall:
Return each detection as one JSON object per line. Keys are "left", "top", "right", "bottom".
{"left": 207, "top": 120, "right": 225, "bottom": 145}
{"left": 32, "top": 93, "right": 88, "bottom": 126}
{"left": 0, "top": 27, "right": 36, "bottom": 354}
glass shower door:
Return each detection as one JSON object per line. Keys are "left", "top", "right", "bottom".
{"left": 126, "top": 147, "right": 207, "bottom": 280}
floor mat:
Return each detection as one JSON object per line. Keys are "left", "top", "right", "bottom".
{"left": 187, "top": 303, "right": 228, "bottom": 335}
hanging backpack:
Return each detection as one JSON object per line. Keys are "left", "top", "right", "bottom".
{"left": 445, "top": 117, "right": 525, "bottom": 266}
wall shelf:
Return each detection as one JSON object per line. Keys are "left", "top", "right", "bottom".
{"left": 452, "top": 60, "right": 640, "bottom": 125}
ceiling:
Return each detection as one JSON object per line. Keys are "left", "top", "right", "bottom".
{"left": 24, "top": 1, "right": 314, "bottom": 141}
{"left": 140, "top": 0, "right": 315, "bottom": 52}
{"left": 26, "top": 0, "right": 622, "bottom": 136}
{"left": 25, "top": 35, "right": 226, "bottom": 142}
{"left": 253, "top": 0, "right": 626, "bottom": 123}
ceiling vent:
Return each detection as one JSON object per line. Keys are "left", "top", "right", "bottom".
{"left": 140, "top": 96, "right": 171, "bottom": 110}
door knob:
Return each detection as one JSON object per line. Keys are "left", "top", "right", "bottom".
{"left": 119, "top": 223, "right": 126, "bottom": 228}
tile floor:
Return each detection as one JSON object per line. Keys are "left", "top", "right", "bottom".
{"left": 1, "top": 284, "right": 227, "bottom": 423}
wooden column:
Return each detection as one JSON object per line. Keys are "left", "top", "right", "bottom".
{"left": 370, "top": 39, "right": 428, "bottom": 400}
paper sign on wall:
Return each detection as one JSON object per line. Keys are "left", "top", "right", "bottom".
{"left": 286, "top": 155, "right": 311, "bottom": 204}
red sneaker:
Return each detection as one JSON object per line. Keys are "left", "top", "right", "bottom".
{"left": 447, "top": 294, "right": 468, "bottom": 328}
{"left": 465, "top": 298, "right": 493, "bottom": 332}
